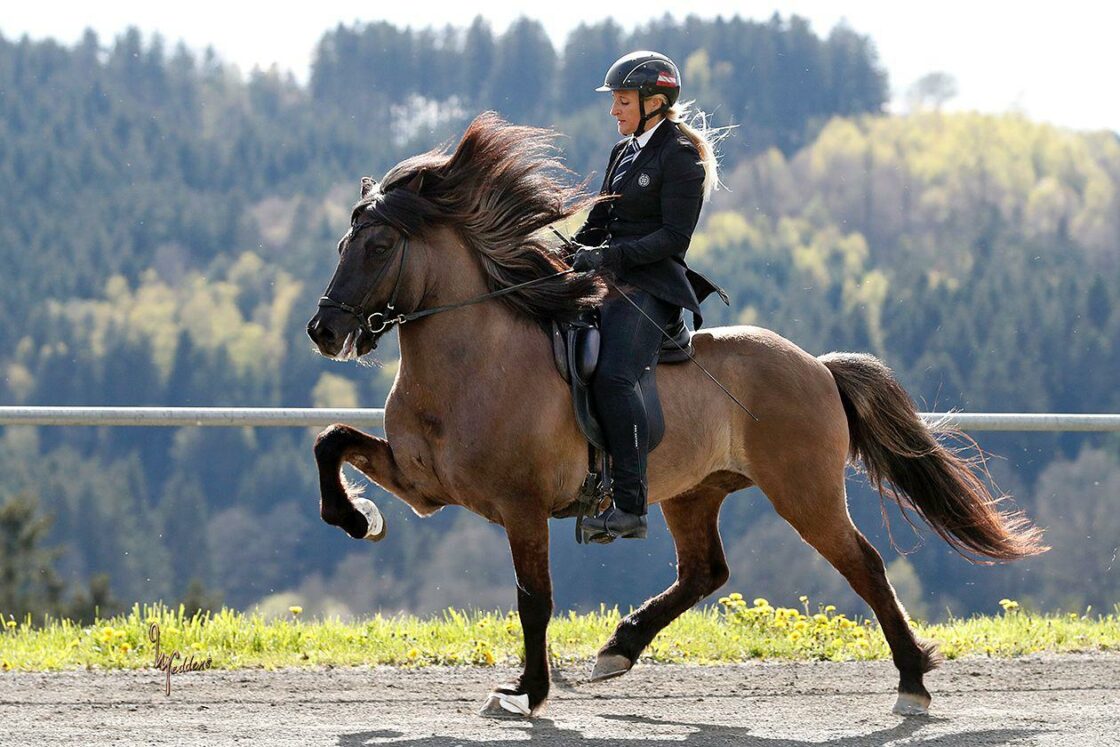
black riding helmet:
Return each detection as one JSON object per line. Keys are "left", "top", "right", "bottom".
{"left": 596, "top": 51, "right": 681, "bottom": 136}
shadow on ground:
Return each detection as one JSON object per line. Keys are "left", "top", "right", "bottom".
{"left": 338, "top": 714, "right": 1046, "bottom": 746}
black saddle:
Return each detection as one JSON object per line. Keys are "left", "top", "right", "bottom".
{"left": 551, "top": 309, "right": 691, "bottom": 451}
{"left": 551, "top": 308, "right": 692, "bottom": 542}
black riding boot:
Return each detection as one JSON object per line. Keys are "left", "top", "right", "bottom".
{"left": 582, "top": 286, "right": 678, "bottom": 542}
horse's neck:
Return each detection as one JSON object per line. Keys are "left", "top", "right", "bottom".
{"left": 397, "top": 301, "right": 532, "bottom": 385}
{"left": 394, "top": 250, "right": 543, "bottom": 405}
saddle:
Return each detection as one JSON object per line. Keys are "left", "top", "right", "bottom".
{"left": 550, "top": 308, "right": 693, "bottom": 543}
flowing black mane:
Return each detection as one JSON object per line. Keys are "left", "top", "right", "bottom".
{"left": 356, "top": 112, "right": 606, "bottom": 323}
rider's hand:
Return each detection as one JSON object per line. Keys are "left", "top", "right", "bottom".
{"left": 570, "top": 245, "right": 606, "bottom": 272}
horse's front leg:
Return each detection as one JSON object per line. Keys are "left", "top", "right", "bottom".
{"left": 313, "top": 423, "right": 412, "bottom": 540}
{"left": 479, "top": 512, "right": 553, "bottom": 719}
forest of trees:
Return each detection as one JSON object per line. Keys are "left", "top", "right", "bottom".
{"left": 1, "top": 14, "right": 1117, "bottom": 625}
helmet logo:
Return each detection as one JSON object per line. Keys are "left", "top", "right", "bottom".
{"left": 656, "top": 72, "right": 677, "bottom": 87}
{"left": 638, "top": 173, "right": 651, "bottom": 187}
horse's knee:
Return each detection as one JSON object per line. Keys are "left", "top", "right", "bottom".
{"left": 313, "top": 423, "right": 353, "bottom": 463}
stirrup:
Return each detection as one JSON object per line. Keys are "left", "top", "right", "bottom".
{"left": 581, "top": 506, "right": 647, "bottom": 543}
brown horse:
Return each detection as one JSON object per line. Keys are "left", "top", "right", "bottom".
{"left": 306, "top": 112, "right": 1047, "bottom": 719}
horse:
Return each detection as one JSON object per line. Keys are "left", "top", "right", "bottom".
{"left": 305, "top": 111, "right": 1047, "bottom": 719}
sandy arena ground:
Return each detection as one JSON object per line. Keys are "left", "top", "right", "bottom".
{"left": 1, "top": 653, "right": 1118, "bottom": 745}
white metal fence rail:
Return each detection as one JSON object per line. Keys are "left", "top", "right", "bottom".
{"left": 0, "top": 407, "right": 387, "bottom": 428}
{"left": 0, "top": 407, "right": 1118, "bottom": 431}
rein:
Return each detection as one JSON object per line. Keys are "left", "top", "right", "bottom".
{"left": 318, "top": 226, "right": 758, "bottom": 422}
{"left": 318, "top": 234, "right": 579, "bottom": 337}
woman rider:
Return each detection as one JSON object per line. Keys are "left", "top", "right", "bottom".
{"left": 568, "top": 50, "right": 727, "bottom": 541}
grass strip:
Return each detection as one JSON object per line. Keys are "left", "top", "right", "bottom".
{"left": 2, "top": 595, "right": 1117, "bottom": 671}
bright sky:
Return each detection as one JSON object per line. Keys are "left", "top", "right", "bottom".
{"left": 3, "top": 1, "right": 1117, "bottom": 134}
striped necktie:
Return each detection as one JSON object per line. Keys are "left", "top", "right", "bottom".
{"left": 611, "top": 138, "right": 640, "bottom": 190}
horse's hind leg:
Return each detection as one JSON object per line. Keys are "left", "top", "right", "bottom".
{"left": 591, "top": 482, "right": 731, "bottom": 681}
{"left": 764, "top": 475, "right": 942, "bottom": 716}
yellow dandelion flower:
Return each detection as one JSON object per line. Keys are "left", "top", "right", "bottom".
{"left": 4, "top": 620, "right": 16, "bottom": 629}
{"left": 407, "top": 647, "right": 420, "bottom": 659}
{"left": 728, "top": 593, "right": 743, "bottom": 602}
{"left": 289, "top": 606, "right": 303, "bottom": 616}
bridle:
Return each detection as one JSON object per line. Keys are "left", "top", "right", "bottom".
{"left": 317, "top": 229, "right": 412, "bottom": 338}
{"left": 317, "top": 227, "right": 580, "bottom": 341}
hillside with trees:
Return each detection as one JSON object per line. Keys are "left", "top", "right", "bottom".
{"left": 1, "top": 14, "right": 1117, "bottom": 624}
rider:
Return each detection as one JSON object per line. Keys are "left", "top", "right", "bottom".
{"left": 569, "top": 50, "right": 726, "bottom": 541}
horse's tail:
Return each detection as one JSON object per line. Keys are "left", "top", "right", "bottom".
{"left": 819, "top": 352, "right": 1048, "bottom": 564}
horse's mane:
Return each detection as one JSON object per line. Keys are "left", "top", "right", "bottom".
{"left": 357, "top": 112, "right": 606, "bottom": 324}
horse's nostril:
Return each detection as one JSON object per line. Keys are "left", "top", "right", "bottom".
{"left": 307, "top": 317, "right": 336, "bottom": 346}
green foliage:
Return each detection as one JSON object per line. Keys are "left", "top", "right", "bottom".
{"left": 0, "top": 18, "right": 1116, "bottom": 623}
{"left": 2, "top": 597, "right": 1117, "bottom": 671}
{"left": 0, "top": 492, "right": 65, "bottom": 619}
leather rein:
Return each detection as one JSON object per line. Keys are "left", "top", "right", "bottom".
{"left": 318, "top": 233, "right": 579, "bottom": 339}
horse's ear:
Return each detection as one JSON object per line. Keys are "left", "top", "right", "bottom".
{"left": 404, "top": 169, "right": 426, "bottom": 194}
{"left": 360, "top": 176, "right": 377, "bottom": 199}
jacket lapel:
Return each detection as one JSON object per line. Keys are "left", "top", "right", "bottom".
{"left": 601, "top": 140, "right": 628, "bottom": 193}
{"left": 614, "top": 120, "right": 675, "bottom": 193}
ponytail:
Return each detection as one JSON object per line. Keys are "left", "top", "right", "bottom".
{"left": 664, "top": 99, "right": 735, "bottom": 200}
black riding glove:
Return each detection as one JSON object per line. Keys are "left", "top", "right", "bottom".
{"left": 571, "top": 245, "right": 605, "bottom": 272}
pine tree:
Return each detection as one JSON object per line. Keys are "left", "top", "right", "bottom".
{"left": 0, "top": 491, "right": 65, "bottom": 621}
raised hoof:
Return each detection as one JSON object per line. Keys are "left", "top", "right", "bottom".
{"left": 353, "top": 497, "right": 387, "bottom": 542}
{"left": 589, "top": 653, "right": 633, "bottom": 683}
{"left": 892, "top": 692, "right": 931, "bottom": 716}
{"left": 478, "top": 692, "right": 532, "bottom": 719}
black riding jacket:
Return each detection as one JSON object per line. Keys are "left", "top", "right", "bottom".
{"left": 573, "top": 119, "right": 727, "bottom": 327}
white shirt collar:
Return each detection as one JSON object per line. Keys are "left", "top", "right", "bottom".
{"left": 632, "top": 118, "right": 666, "bottom": 149}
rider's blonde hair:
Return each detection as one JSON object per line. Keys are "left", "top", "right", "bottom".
{"left": 650, "top": 95, "right": 735, "bottom": 200}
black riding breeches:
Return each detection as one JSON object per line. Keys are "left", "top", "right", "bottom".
{"left": 591, "top": 286, "right": 679, "bottom": 515}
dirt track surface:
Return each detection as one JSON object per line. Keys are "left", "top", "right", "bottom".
{"left": 2, "top": 654, "right": 1118, "bottom": 746}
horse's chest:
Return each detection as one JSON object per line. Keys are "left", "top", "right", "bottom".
{"left": 386, "top": 404, "right": 496, "bottom": 498}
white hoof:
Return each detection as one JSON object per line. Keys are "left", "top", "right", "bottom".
{"left": 353, "top": 497, "right": 386, "bottom": 541}
{"left": 892, "top": 692, "right": 931, "bottom": 716}
{"left": 478, "top": 692, "right": 531, "bottom": 718}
